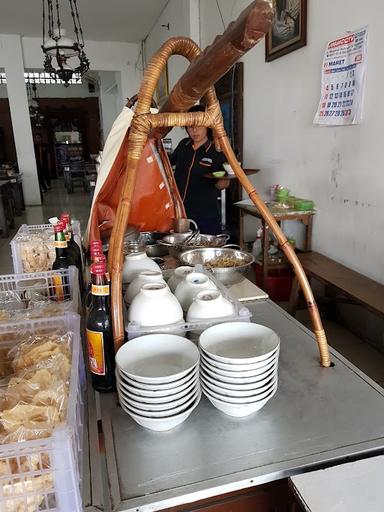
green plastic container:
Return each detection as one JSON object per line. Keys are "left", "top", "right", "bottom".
{"left": 294, "top": 198, "right": 315, "bottom": 211}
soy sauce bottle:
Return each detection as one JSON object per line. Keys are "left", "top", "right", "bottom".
{"left": 51, "top": 221, "right": 72, "bottom": 300}
{"left": 60, "top": 213, "right": 84, "bottom": 295}
{"left": 86, "top": 262, "right": 116, "bottom": 392}
{"left": 85, "top": 249, "right": 106, "bottom": 310}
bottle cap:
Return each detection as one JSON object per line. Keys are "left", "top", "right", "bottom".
{"left": 93, "top": 254, "right": 106, "bottom": 263}
{"left": 90, "top": 240, "right": 103, "bottom": 250}
{"left": 53, "top": 221, "right": 65, "bottom": 233}
{"left": 91, "top": 262, "right": 107, "bottom": 275}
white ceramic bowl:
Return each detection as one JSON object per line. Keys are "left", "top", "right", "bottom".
{"left": 117, "top": 381, "right": 200, "bottom": 411}
{"left": 116, "top": 369, "right": 199, "bottom": 399}
{"left": 120, "top": 393, "right": 201, "bottom": 431}
{"left": 116, "top": 334, "right": 199, "bottom": 384}
{"left": 199, "top": 322, "right": 280, "bottom": 365}
{"left": 200, "top": 364, "right": 278, "bottom": 391}
{"left": 186, "top": 290, "right": 235, "bottom": 321}
{"left": 124, "top": 270, "right": 166, "bottom": 304}
{"left": 203, "top": 385, "right": 277, "bottom": 417}
{"left": 175, "top": 272, "right": 217, "bottom": 311}
{"left": 201, "top": 378, "right": 277, "bottom": 404}
{"left": 200, "top": 346, "right": 279, "bottom": 372}
{"left": 119, "top": 388, "right": 201, "bottom": 418}
{"left": 201, "top": 373, "right": 277, "bottom": 398}
{"left": 128, "top": 283, "right": 183, "bottom": 327}
{"left": 167, "top": 266, "right": 194, "bottom": 293}
{"left": 200, "top": 358, "right": 278, "bottom": 386}
{"left": 117, "top": 363, "right": 199, "bottom": 390}
{"left": 200, "top": 349, "right": 279, "bottom": 377}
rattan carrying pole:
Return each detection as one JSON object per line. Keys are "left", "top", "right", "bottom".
{"left": 217, "top": 136, "right": 331, "bottom": 367}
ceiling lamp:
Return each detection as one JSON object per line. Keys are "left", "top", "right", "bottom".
{"left": 41, "top": 0, "right": 90, "bottom": 87}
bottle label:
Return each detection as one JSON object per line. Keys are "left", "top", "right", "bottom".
{"left": 52, "top": 275, "right": 65, "bottom": 301}
{"left": 91, "top": 284, "right": 110, "bottom": 296}
{"left": 86, "top": 329, "right": 105, "bottom": 375}
{"left": 55, "top": 240, "right": 68, "bottom": 248}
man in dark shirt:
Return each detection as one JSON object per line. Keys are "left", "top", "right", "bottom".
{"left": 169, "top": 106, "right": 229, "bottom": 234}
{"left": 34, "top": 133, "right": 51, "bottom": 193}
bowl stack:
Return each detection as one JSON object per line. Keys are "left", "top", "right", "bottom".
{"left": 115, "top": 334, "right": 201, "bottom": 431}
{"left": 199, "top": 322, "right": 280, "bottom": 417}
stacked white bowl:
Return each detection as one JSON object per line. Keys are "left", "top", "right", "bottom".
{"left": 115, "top": 334, "right": 201, "bottom": 431}
{"left": 199, "top": 322, "right": 280, "bottom": 417}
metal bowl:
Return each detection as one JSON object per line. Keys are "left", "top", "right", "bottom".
{"left": 139, "top": 231, "right": 165, "bottom": 246}
{"left": 179, "top": 248, "right": 254, "bottom": 285}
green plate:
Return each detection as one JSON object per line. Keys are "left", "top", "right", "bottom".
{"left": 212, "top": 171, "right": 226, "bottom": 178}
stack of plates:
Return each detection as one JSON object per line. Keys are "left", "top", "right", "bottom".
{"left": 115, "top": 334, "right": 201, "bottom": 431}
{"left": 199, "top": 322, "right": 280, "bottom": 417}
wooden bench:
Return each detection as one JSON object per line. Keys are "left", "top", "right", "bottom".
{"left": 288, "top": 251, "right": 384, "bottom": 318}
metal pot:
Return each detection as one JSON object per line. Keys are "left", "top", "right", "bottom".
{"left": 139, "top": 231, "right": 165, "bottom": 246}
{"left": 145, "top": 244, "right": 169, "bottom": 258}
{"left": 179, "top": 247, "right": 254, "bottom": 285}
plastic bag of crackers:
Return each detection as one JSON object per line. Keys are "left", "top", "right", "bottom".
{"left": 0, "top": 329, "right": 73, "bottom": 511}
{"left": 17, "top": 232, "right": 56, "bottom": 273}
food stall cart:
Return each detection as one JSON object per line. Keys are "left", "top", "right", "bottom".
{"left": 83, "top": 292, "right": 384, "bottom": 511}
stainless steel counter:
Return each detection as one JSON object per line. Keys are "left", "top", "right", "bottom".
{"left": 98, "top": 300, "right": 384, "bottom": 511}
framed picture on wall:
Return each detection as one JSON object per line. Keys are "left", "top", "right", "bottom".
{"left": 155, "top": 63, "right": 169, "bottom": 107}
{"left": 265, "top": 0, "right": 307, "bottom": 62}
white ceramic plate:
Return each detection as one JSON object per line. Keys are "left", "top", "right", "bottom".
{"left": 117, "top": 371, "right": 199, "bottom": 401}
{"left": 201, "top": 373, "right": 277, "bottom": 398}
{"left": 117, "top": 365, "right": 199, "bottom": 391}
{"left": 199, "top": 322, "right": 280, "bottom": 364}
{"left": 200, "top": 351, "right": 278, "bottom": 378}
{"left": 116, "top": 334, "right": 199, "bottom": 384}
{"left": 200, "top": 358, "right": 278, "bottom": 386}
{"left": 200, "top": 364, "right": 278, "bottom": 391}
{"left": 204, "top": 385, "right": 277, "bottom": 417}
{"left": 117, "top": 380, "right": 200, "bottom": 411}
{"left": 120, "top": 393, "right": 201, "bottom": 431}
{"left": 201, "top": 379, "right": 277, "bottom": 404}
{"left": 119, "top": 388, "right": 201, "bottom": 418}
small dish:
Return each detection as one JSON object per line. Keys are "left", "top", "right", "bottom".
{"left": 212, "top": 171, "right": 226, "bottom": 178}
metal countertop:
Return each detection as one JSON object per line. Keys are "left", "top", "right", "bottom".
{"left": 99, "top": 300, "right": 384, "bottom": 511}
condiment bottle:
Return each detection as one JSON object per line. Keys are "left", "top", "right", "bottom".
{"left": 86, "top": 262, "right": 116, "bottom": 392}
{"left": 60, "top": 213, "right": 84, "bottom": 294}
{"left": 51, "top": 221, "right": 72, "bottom": 300}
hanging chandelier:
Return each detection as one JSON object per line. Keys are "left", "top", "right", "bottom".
{"left": 27, "top": 82, "right": 45, "bottom": 127}
{"left": 41, "top": 0, "right": 90, "bottom": 87}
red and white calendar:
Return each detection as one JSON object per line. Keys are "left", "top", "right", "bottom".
{"left": 314, "top": 27, "right": 368, "bottom": 126}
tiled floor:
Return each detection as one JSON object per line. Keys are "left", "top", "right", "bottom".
{"left": 1, "top": 178, "right": 384, "bottom": 388}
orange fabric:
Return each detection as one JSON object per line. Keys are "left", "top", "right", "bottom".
{"left": 88, "top": 133, "right": 185, "bottom": 242}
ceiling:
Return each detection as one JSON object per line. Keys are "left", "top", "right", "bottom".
{"left": 0, "top": 0, "right": 169, "bottom": 42}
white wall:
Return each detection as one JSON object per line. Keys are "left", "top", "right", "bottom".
{"left": 200, "top": 0, "right": 384, "bottom": 284}
{"left": 144, "top": 0, "right": 200, "bottom": 148}
{"left": 98, "top": 71, "right": 120, "bottom": 143}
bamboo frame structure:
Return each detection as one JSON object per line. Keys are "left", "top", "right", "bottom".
{"left": 108, "top": 1, "right": 331, "bottom": 367}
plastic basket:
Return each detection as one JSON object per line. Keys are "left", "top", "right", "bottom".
{"left": 10, "top": 222, "right": 82, "bottom": 274}
{"left": 0, "top": 266, "right": 80, "bottom": 319}
{"left": 0, "top": 313, "right": 85, "bottom": 512}
{"left": 126, "top": 266, "right": 252, "bottom": 340}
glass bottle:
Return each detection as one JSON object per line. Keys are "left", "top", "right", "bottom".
{"left": 51, "top": 221, "right": 72, "bottom": 300}
{"left": 86, "top": 262, "right": 116, "bottom": 392}
{"left": 60, "top": 213, "right": 84, "bottom": 294}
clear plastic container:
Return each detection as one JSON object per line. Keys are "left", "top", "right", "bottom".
{"left": 10, "top": 222, "right": 82, "bottom": 274}
{"left": 126, "top": 266, "right": 252, "bottom": 340}
{"left": 0, "top": 266, "right": 80, "bottom": 320}
{"left": 0, "top": 313, "right": 85, "bottom": 512}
